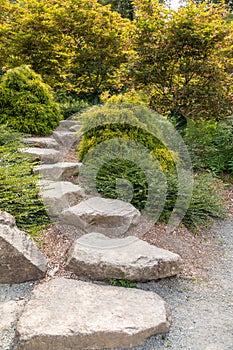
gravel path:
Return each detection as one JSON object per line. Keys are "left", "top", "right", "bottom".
{"left": 0, "top": 217, "right": 232, "bottom": 350}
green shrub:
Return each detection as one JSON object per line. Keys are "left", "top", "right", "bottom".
{"left": 184, "top": 117, "right": 233, "bottom": 176}
{"left": 0, "top": 65, "right": 61, "bottom": 135}
{"left": 183, "top": 173, "right": 227, "bottom": 229}
{"left": 78, "top": 104, "right": 227, "bottom": 230}
{"left": 0, "top": 125, "right": 50, "bottom": 236}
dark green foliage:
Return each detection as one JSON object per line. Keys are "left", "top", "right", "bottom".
{"left": 95, "top": 158, "right": 149, "bottom": 211}
{"left": 56, "top": 92, "right": 90, "bottom": 119}
{"left": 0, "top": 125, "right": 50, "bottom": 235}
{"left": 185, "top": 117, "right": 233, "bottom": 175}
{"left": 182, "top": 173, "right": 227, "bottom": 229}
{"left": 109, "top": 278, "right": 137, "bottom": 288}
{"left": 0, "top": 65, "right": 61, "bottom": 135}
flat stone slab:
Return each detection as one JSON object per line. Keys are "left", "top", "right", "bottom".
{"left": 66, "top": 233, "right": 182, "bottom": 281}
{"left": 33, "top": 162, "right": 83, "bottom": 181}
{"left": 52, "top": 130, "right": 78, "bottom": 148}
{"left": 58, "top": 119, "right": 81, "bottom": 130}
{"left": 0, "top": 211, "right": 48, "bottom": 284}
{"left": 39, "top": 180, "right": 86, "bottom": 218}
{"left": 15, "top": 278, "right": 171, "bottom": 350}
{"left": 24, "top": 137, "right": 59, "bottom": 150}
{"left": 61, "top": 197, "right": 141, "bottom": 235}
{"left": 21, "top": 148, "right": 62, "bottom": 164}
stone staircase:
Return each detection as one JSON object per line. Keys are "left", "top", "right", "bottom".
{"left": 1, "top": 117, "right": 182, "bottom": 350}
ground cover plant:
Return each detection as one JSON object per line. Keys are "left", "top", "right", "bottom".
{"left": 0, "top": 125, "right": 50, "bottom": 236}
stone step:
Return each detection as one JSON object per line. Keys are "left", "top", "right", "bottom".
{"left": 38, "top": 180, "right": 86, "bottom": 218}
{"left": 65, "top": 232, "right": 182, "bottom": 282}
{"left": 15, "top": 277, "right": 171, "bottom": 350}
{"left": 33, "top": 162, "right": 83, "bottom": 181}
{"left": 23, "top": 137, "right": 59, "bottom": 150}
{"left": 69, "top": 123, "right": 82, "bottom": 132}
{"left": 0, "top": 211, "right": 48, "bottom": 284}
{"left": 60, "top": 197, "right": 141, "bottom": 235}
{"left": 58, "top": 119, "right": 80, "bottom": 130}
{"left": 52, "top": 130, "right": 79, "bottom": 148}
{"left": 21, "top": 147, "right": 62, "bottom": 164}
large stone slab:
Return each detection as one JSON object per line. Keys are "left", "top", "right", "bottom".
{"left": 66, "top": 232, "right": 182, "bottom": 281}
{"left": 39, "top": 180, "right": 86, "bottom": 218}
{"left": 21, "top": 148, "right": 62, "bottom": 164}
{"left": 61, "top": 197, "right": 141, "bottom": 235}
{"left": 24, "top": 137, "right": 59, "bottom": 150}
{"left": 52, "top": 130, "right": 78, "bottom": 148}
{"left": 33, "top": 162, "right": 83, "bottom": 181}
{"left": 15, "top": 277, "right": 171, "bottom": 350}
{"left": 0, "top": 211, "right": 48, "bottom": 284}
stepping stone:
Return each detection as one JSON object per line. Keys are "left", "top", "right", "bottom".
{"left": 66, "top": 233, "right": 182, "bottom": 281}
{"left": 58, "top": 119, "right": 80, "bottom": 130}
{"left": 24, "top": 137, "right": 59, "bottom": 150}
{"left": 21, "top": 148, "right": 62, "bottom": 164}
{"left": 33, "top": 162, "right": 83, "bottom": 181}
{"left": 0, "top": 211, "right": 48, "bottom": 284}
{"left": 15, "top": 277, "right": 171, "bottom": 350}
{"left": 60, "top": 197, "right": 141, "bottom": 235}
{"left": 69, "top": 123, "right": 82, "bottom": 132}
{"left": 39, "top": 180, "right": 86, "bottom": 218}
{"left": 52, "top": 130, "right": 79, "bottom": 148}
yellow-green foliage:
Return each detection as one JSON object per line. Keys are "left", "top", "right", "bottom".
{"left": 0, "top": 65, "right": 61, "bottom": 135}
{"left": 0, "top": 125, "right": 50, "bottom": 235}
{"left": 100, "top": 89, "right": 149, "bottom": 106}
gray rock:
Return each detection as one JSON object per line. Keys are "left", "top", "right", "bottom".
{"left": 52, "top": 130, "right": 78, "bottom": 148}
{"left": 61, "top": 197, "right": 141, "bottom": 235}
{"left": 24, "top": 137, "right": 59, "bottom": 150}
{"left": 58, "top": 119, "right": 80, "bottom": 130}
{"left": 0, "top": 300, "right": 24, "bottom": 329}
{"left": 21, "top": 148, "right": 62, "bottom": 164}
{"left": 33, "top": 162, "right": 83, "bottom": 181}
{"left": 69, "top": 124, "right": 82, "bottom": 132}
{"left": 0, "top": 211, "right": 16, "bottom": 227}
{"left": 0, "top": 300, "right": 25, "bottom": 350}
{"left": 15, "top": 277, "right": 171, "bottom": 350}
{"left": 39, "top": 180, "right": 86, "bottom": 218}
{"left": 65, "top": 232, "right": 182, "bottom": 281}
{"left": 0, "top": 211, "right": 48, "bottom": 284}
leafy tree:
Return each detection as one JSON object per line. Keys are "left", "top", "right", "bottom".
{"left": 98, "top": 0, "right": 134, "bottom": 19}
{"left": 0, "top": 0, "right": 132, "bottom": 96}
{"left": 129, "top": 1, "right": 233, "bottom": 120}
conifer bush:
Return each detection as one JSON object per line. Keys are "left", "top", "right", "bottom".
{"left": 0, "top": 65, "right": 61, "bottom": 135}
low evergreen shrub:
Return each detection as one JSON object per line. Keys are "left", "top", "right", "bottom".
{"left": 0, "top": 65, "right": 61, "bottom": 135}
